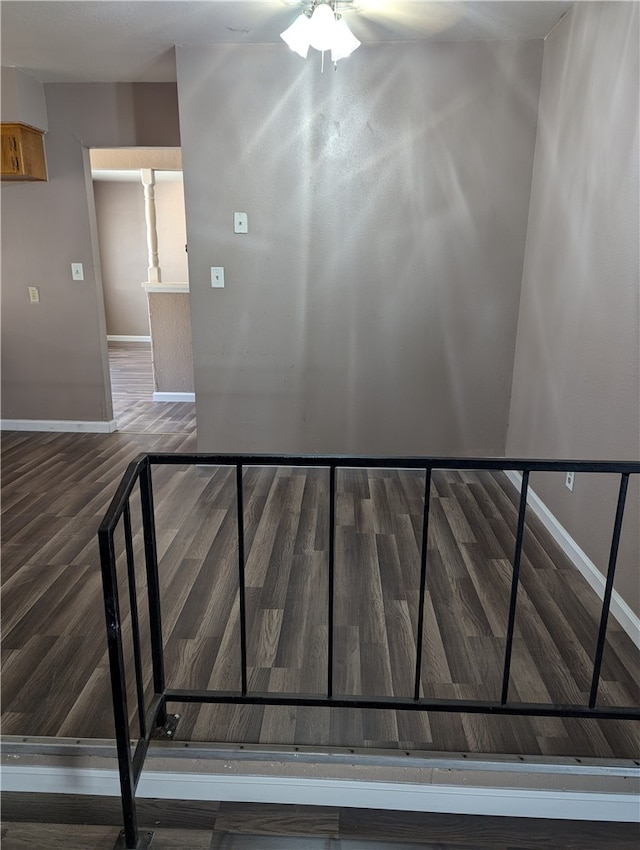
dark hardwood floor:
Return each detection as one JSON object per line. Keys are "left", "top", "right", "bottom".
{"left": 1, "top": 344, "right": 638, "bottom": 758}
{"left": 2, "top": 795, "right": 639, "bottom": 850}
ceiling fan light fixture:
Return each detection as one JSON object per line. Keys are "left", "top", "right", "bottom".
{"left": 280, "top": 13, "right": 312, "bottom": 58}
{"left": 281, "top": 1, "right": 360, "bottom": 66}
{"left": 330, "top": 17, "right": 360, "bottom": 62}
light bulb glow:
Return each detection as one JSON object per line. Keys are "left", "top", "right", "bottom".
{"left": 331, "top": 17, "right": 360, "bottom": 61}
{"left": 280, "top": 13, "right": 311, "bottom": 58}
{"left": 308, "top": 3, "right": 337, "bottom": 52}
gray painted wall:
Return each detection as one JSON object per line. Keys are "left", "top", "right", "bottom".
{"left": 94, "top": 180, "right": 149, "bottom": 336}
{"left": 155, "top": 180, "right": 189, "bottom": 284}
{"left": 148, "top": 293, "right": 194, "bottom": 393}
{"left": 94, "top": 178, "right": 188, "bottom": 336}
{"left": 1, "top": 83, "right": 180, "bottom": 422}
{"left": 176, "top": 40, "right": 543, "bottom": 455}
{"left": 506, "top": 2, "right": 640, "bottom": 615}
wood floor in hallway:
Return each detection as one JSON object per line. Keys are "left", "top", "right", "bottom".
{"left": 108, "top": 340, "right": 197, "bottom": 435}
{"left": 1, "top": 341, "right": 638, "bottom": 758}
{"left": 2, "top": 795, "right": 638, "bottom": 850}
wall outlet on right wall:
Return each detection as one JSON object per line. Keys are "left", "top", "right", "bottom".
{"left": 565, "top": 471, "right": 575, "bottom": 492}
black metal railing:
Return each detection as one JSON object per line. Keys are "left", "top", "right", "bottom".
{"left": 98, "top": 454, "right": 639, "bottom": 849}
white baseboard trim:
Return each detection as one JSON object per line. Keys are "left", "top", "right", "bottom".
{"left": 1, "top": 765, "right": 637, "bottom": 822}
{"left": 0, "top": 419, "right": 118, "bottom": 434}
{"left": 153, "top": 392, "right": 195, "bottom": 403}
{"left": 107, "top": 335, "right": 151, "bottom": 342}
{"left": 504, "top": 471, "right": 640, "bottom": 649}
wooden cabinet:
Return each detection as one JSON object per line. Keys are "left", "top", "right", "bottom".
{"left": 1, "top": 123, "right": 47, "bottom": 181}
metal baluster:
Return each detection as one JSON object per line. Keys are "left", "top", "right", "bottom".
{"left": 501, "top": 470, "right": 529, "bottom": 705}
{"left": 589, "top": 473, "right": 630, "bottom": 708}
{"left": 139, "top": 461, "right": 167, "bottom": 728}
{"left": 123, "top": 502, "right": 146, "bottom": 739}
{"left": 99, "top": 527, "right": 139, "bottom": 849}
{"left": 327, "top": 465, "right": 336, "bottom": 698}
{"left": 414, "top": 468, "right": 433, "bottom": 700}
{"left": 236, "top": 463, "right": 248, "bottom": 696}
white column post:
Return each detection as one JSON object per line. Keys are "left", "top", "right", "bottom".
{"left": 141, "top": 168, "right": 161, "bottom": 284}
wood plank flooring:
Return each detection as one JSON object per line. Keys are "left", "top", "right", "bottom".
{"left": 2, "top": 795, "right": 639, "bottom": 850}
{"left": 1, "top": 345, "right": 639, "bottom": 758}
{"left": 1, "top": 794, "right": 640, "bottom": 850}
{"left": 109, "top": 341, "right": 196, "bottom": 435}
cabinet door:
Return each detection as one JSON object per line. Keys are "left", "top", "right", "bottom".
{"left": 1, "top": 128, "right": 22, "bottom": 175}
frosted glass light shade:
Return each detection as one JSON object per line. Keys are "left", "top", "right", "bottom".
{"left": 331, "top": 18, "right": 360, "bottom": 62}
{"left": 281, "top": 3, "right": 360, "bottom": 64}
{"left": 280, "top": 13, "right": 311, "bottom": 58}
{"left": 307, "top": 3, "right": 337, "bottom": 52}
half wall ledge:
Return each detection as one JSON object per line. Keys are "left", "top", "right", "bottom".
{"left": 142, "top": 281, "right": 189, "bottom": 293}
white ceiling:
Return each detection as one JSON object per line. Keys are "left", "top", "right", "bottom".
{"left": 1, "top": 0, "right": 573, "bottom": 83}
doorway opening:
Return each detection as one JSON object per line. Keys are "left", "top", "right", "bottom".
{"left": 90, "top": 147, "right": 195, "bottom": 436}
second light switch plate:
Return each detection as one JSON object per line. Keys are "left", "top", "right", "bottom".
{"left": 234, "top": 212, "right": 248, "bottom": 234}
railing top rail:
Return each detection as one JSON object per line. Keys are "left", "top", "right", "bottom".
{"left": 98, "top": 452, "right": 639, "bottom": 535}
{"left": 143, "top": 452, "right": 640, "bottom": 473}
{"left": 98, "top": 453, "right": 149, "bottom": 536}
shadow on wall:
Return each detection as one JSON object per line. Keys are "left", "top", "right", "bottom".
{"left": 131, "top": 81, "right": 181, "bottom": 147}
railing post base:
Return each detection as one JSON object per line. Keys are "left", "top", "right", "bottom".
{"left": 152, "top": 712, "right": 180, "bottom": 740}
{"left": 113, "top": 828, "right": 154, "bottom": 849}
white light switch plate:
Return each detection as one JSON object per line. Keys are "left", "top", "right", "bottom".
{"left": 234, "top": 212, "right": 248, "bottom": 234}
{"left": 28, "top": 286, "right": 40, "bottom": 304}
{"left": 71, "top": 263, "right": 84, "bottom": 281}
{"left": 211, "top": 267, "right": 225, "bottom": 288}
